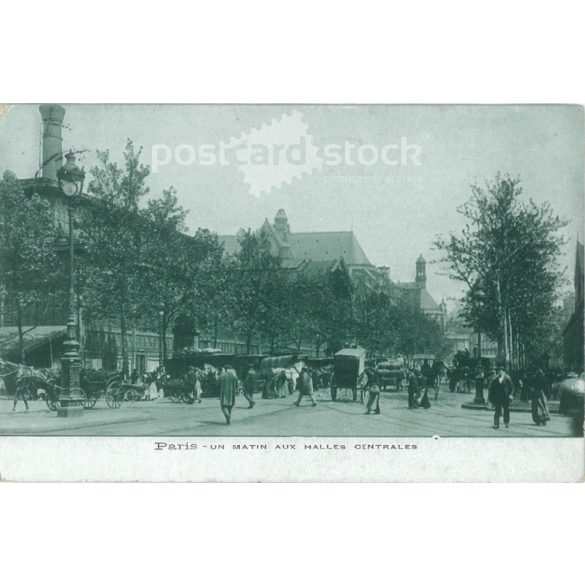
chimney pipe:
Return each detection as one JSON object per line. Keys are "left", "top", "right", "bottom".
{"left": 39, "top": 104, "right": 66, "bottom": 181}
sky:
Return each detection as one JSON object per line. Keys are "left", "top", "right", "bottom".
{"left": 1, "top": 104, "right": 583, "bottom": 308}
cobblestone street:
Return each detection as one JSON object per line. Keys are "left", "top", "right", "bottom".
{"left": 1, "top": 384, "right": 576, "bottom": 437}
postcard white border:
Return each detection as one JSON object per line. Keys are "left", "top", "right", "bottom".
{"left": 0, "top": 437, "right": 582, "bottom": 482}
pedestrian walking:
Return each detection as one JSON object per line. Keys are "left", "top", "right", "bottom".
{"left": 488, "top": 366, "right": 515, "bottom": 429}
{"left": 293, "top": 364, "right": 317, "bottom": 407}
{"left": 219, "top": 364, "right": 239, "bottom": 425}
{"left": 447, "top": 368, "right": 457, "bottom": 393}
{"left": 146, "top": 372, "right": 158, "bottom": 401}
{"left": 243, "top": 364, "right": 257, "bottom": 408}
{"left": 407, "top": 369, "right": 419, "bottom": 408}
{"left": 364, "top": 367, "right": 381, "bottom": 415}
{"left": 286, "top": 368, "right": 296, "bottom": 395}
{"left": 194, "top": 367, "right": 203, "bottom": 402}
{"left": 130, "top": 368, "right": 139, "bottom": 384}
{"left": 517, "top": 369, "right": 529, "bottom": 402}
{"left": 531, "top": 368, "right": 550, "bottom": 426}
{"left": 421, "top": 359, "right": 435, "bottom": 391}
{"left": 156, "top": 365, "right": 166, "bottom": 399}
{"left": 184, "top": 366, "right": 202, "bottom": 404}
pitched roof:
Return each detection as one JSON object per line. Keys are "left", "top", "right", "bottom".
{"left": 419, "top": 288, "right": 441, "bottom": 312}
{"left": 0, "top": 326, "right": 67, "bottom": 353}
{"left": 218, "top": 228, "right": 372, "bottom": 267}
{"left": 296, "top": 258, "right": 346, "bottom": 278}
{"left": 287, "top": 231, "right": 371, "bottom": 266}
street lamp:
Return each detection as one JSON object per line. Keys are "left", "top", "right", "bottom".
{"left": 56, "top": 152, "right": 85, "bottom": 417}
{"left": 472, "top": 287, "right": 487, "bottom": 404}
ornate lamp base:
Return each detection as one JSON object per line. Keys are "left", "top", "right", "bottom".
{"left": 57, "top": 397, "right": 84, "bottom": 417}
{"left": 59, "top": 339, "right": 84, "bottom": 417}
{"left": 474, "top": 382, "right": 486, "bottom": 404}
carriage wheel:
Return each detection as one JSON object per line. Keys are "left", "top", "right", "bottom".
{"left": 330, "top": 386, "right": 337, "bottom": 401}
{"left": 125, "top": 388, "right": 140, "bottom": 402}
{"left": 105, "top": 381, "right": 124, "bottom": 409}
{"left": 82, "top": 390, "right": 98, "bottom": 409}
{"left": 169, "top": 391, "right": 181, "bottom": 403}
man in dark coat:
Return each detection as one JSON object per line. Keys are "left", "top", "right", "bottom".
{"left": 488, "top": 366, "right": 515, "bottom": 429}
{"left": 219, "top": 365, "right": 239, "bottom": 425}
{"left": 421, "top": 360, "right": 435, "bottom": 391}
{"left": 243, "top": 364, "right": 257, "bottom": 409}
{"left": 407, "top": 369, "right": 419, "bottom": 408}
{"left": 293, "top": 364, "right": 317, "bottom": 407}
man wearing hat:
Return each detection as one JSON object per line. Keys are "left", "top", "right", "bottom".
{"left": 219, "top": 364, "right": 239, "bottom": 425}
{"left": 488, "top": 365, "right": 515, "bottom": 429}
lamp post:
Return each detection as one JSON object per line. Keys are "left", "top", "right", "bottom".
{"left": 472, "top": 288, "right": 487, "bottom": 404}
{"left": 56, "top": 152, "right": 85, "bottom": 417}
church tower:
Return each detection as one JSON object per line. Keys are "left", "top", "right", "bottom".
{"left": 273, "top": 209, "right": 290, "bottom": 241}
{"left": 415, "top": 254, "right": 427, "bottom": 288}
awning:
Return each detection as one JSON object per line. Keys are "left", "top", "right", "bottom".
{"left": 0, "top": 326, "right": 67, "bottom": 354}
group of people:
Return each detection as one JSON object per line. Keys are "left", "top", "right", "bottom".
{"left": 124, "top": 358, "right": 553, "bottom": 431}
{"left": 407, "top": 370, "right": 433, "bottom": 410}
{"left": 485, "top": 366, "right": 551, "bottom": 429}
{"left": 211, "top": 362, "right": 316, "bottom": 425}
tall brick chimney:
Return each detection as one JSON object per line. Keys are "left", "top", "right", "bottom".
{"left": 39, "top": 104, "right": 66, "bottom": 181}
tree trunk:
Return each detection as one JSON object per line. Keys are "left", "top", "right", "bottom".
{"left": 213, "top": 313, "right": 218, "bottom": 348}
{"left": 15, "top": 294, "right": 25, "bottom": 364}
{"left": 246, "top": 330, "right": 252, "bottom": 354}
{"left": 120, "top": 307, "right": 129, "bottom": 378}
{"left": 161, "top": 315, "right": 170, "bottom": 361}
{"left": 495, "top": 277, "right": 508, "bottom": 366}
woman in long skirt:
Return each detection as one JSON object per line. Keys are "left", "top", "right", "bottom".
{"left": 531, "top": 369, "right": 550, "bottom": 426}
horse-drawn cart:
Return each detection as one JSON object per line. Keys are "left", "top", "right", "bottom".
{"left": 377, "top": 358, "right": 406, "bottom": 391}
{"left": 330, "top": 347, "right": 367, "bottom": 402}
{"left": 79, "top": 369, "right": 125, "bottom": 409}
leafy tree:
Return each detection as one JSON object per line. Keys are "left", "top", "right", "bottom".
{"left": 230, "top": 230, "right": 287, "bottom": 354}
{"left": 354, "top": 286, "right": 399, "bottom": 357}
{"left": 137, "top": 186, "right": 189, "bottom": 359}
{"left": 139, "top": 208, "right": 227, "bottom": 359}
{"left": 81, "top": 140, "right": 151, "bottom": 376}
{"left": 285, "top": 273, "right": 321, "bottom": 352}
{"left": 435, "top": 174, "right": 567, "bottom": 367}
{"left": 0, "top": 171, "right": 60, "bottom": 362}
{"left": 309, "top": 268, "right": 355, "bottom": 355}
{"left": 394, "top": 301, "right": 445, "bottom": 359}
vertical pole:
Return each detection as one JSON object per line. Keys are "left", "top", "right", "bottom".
{"left": 477, "top": 322, "right": 482, "bottom": 360}
{"left": 58, "top": 200, "right": 83, "bottom": 416}
{"left": 158, "top": 311, "right": 164, "bottom": 366}
{"left": 69, "top": 204, "right": 75, "bottom": 325}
